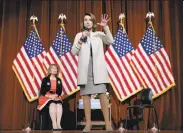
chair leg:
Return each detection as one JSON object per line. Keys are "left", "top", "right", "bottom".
{"left": 135, "top": 112, "right": 139, "bottom": 130}
{"left": 153, "top": 107, "right": 159, "bottom": 131}
{"left": 147, "top": 107, "right": 150, "bottom": 130}
{"left": 125, "top": 109, "right": 129, "bottom": 129}
{"left": 31, "top": 108, "right": 35, "bottom": 130}
{"left": 142, "top": 108, "right": 146, "bottom": 130}
{"left": 75, "top": 103, "right": 77, "bottom": 129}
{"left": 40, "top": 114, "right": 42, "bottom": 130}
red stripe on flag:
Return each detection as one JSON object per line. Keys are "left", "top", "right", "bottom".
{"left": 131, "top": 58, "right": 146, "bottom": 86}
{"left": 160, "top": 50, "right": 173, "bottom": 75}
{"left": 40, "top": 52, "right": 47, "bottom": 74}
{"left": 62, "top": 87, "right": 67, "bottom": 94}
{"left": 62, "top": 74, "right": 73, "bottom": 93}
{"left": 109, "top": 73, "right": 123, "bottom": 100}
{"left": 35, "top": 55, "right": 46, "bottom": 77}
{"left": 134, "top": 50, "right": 158, "bottom": 93}
{"left": 61, "top": 57, "right": 76, "bottom": 89}
{"left": 19, "top": 51, "right": 33, "bottom": 78}
{"left": 108, "top": 48, "right": 133, "bottom": 93}
{"left": 64, "top": 54, "right": 77, "bottom": 77}
{"left": 16, "top": 57, "right": 37, "bottom": 97}
{"left": 19, "top": 51, "right": 40, "bottom": 90}
{"left": 44, "top": 55, "right": 51, "bottom": 69}
{"left": 148, "top": 55, "right": 167, "bottom": 90}
{"left": 49, "top": 50, "right": 58, "bottom": 64}
{"left": 49, "top": 50, "right": 63, "bottom": 70}
{"left": 121, "top": 55, "right": 137, "bottom": 92}
{"left": 138, "top": 47, "right": 163, "bottom": 92}
{"left": 13, "top": 64, "right": 32, "bottom": 99}
{"left": 30, "top": 59, "right": 42, "bottom": 82}
{"left": 155, "top": 51, "right": 173, "bottom": 84}
{"left": 69, "top": 51, "right": 78, "bottom": 66}
{"left": 105, "top": 55, "right": 127, "bottom": 97}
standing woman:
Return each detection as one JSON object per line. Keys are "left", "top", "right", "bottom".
{"left": 71, "top": 13, "right": 114, "bottom": 132}
{"left": 37, "top": 64, "right": 63, "bottom": 131}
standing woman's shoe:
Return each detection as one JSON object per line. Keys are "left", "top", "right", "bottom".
{"left": 83, "top": 129, "right": 90, "bottom": 133}
{"left": 106, "top": 127, "right": 113, "bottom": 132}
{"left": 82, "top": 125, "right": 91, "bottom": 133}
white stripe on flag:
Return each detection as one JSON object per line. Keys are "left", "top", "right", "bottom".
{"left": 106, "top": 63, "right": 125, "bottom": 98}
{"left": 62, "top": 55, "right": 77, "bottom": 84}
{"left": 50, "top": 48, "right": 63, "bottom": 69}
{"left": 137, "top": 47, "right": 160, "bottom": 91}
{"left": 131, "top": 55, "right": 157, "bottom": 95}
{"left": 67, "top": 53, "right": 78, "bottom": 73}
{"left": 105, "top": 51, "right": 127, "bottom": 96}
{"left": 13, "top": 60, "right": 34, "bottom": 98}
{"left": 139, "top": 46, "right": 161, "bottom": 94}
{"left": 17, "top": 53, "right": 39, "bottom": 95}
{"left": 155, "top": 49, "right": 174, "bottom": 83}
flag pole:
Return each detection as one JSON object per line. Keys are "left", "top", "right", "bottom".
{"left": 119, "top": 13, "right": 127, "bottom": 36}
{"left": 58, "top": 13, "right": 66, "bottom": 75}
{"left": 57, "top": 13, "right": 66, "bottom": 99}
{"left": 146, "top": 12, "right": 158, "bottom": 77}
{"left": 118, "top": 13, "right": 146, "bottom": 131}
{"left": 119, "top": 13, "right": 146, "bottom": 88}
{"left": 30, "top": 15, "right": 47, "bottom": 75}
{"left": 146, "top": 12, "right": 155, "bottom": 33}
{"left": 30, "top": 15, "right": 40, "bottom": 40}
{"left": 146, "top": 12, "right": 159, "bottom": 131}
{"left": 58, "top": 13, "right": 66, "bottom": 31}
{"left": 118, "top": 13, "right": 126, "bottom": 132}
{"left": 30, "top": 15, "right": 40, "bottom": 81}
{"left": 127, "top": 12, "right": 146, "bottom": 88}
{"left": 23, "top": 15, "right": 40, "bottom": 130}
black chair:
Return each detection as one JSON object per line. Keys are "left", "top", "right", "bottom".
{"left": 125, "top": 88, "right": 159, "bottom": 130}
{"left": 31, "top": 104, "right": 52, "bottom": 130}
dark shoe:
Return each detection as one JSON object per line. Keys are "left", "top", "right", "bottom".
{"left": 57, "top": 128, "right": 62, "bottom": 131}
{"left": 52, "top": 129, "right": 58, "bottom": 131}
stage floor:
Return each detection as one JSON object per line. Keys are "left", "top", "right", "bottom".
{"left": 0, "top": 130, "right": 182, "bottom": 133}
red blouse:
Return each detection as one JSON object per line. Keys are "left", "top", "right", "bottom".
{"left": 50, "top": 79, "right": 57, "bottom": 92}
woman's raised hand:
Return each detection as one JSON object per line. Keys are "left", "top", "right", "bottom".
{"left": 97, "top": 14, "right": 111, "bottom": 27}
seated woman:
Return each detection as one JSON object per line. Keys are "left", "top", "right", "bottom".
{"left": 37, "top": 64, "right": 63, "bottom": 131}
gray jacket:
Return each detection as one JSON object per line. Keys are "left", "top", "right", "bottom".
{"left": 71, "top": 26, "right": 114, "bottom": 85}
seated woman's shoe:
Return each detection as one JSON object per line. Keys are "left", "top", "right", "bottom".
{"left": 57, "top": 128, "right": 62, "bottom": 131}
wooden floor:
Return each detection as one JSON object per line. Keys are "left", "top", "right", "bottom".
{"left": 0, "top": 130, "right": 182, "bottom": 133}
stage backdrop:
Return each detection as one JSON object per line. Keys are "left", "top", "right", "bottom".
{"left": 0, "top": 0, "right": 182, "bottom": 130}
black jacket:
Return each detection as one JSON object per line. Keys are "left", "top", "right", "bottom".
{"left": 40, "top": 75, "right": 62, "bottom": 96}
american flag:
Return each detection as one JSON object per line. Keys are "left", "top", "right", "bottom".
{"left": 105, "top": 26, "right": 142, "bottom": 102}
{"left": 131, "top": 26, "right": 175, "bottom": 98}
{"left": 12, "top": 28, "right": 46, "bottom": 102}
{"left": 43, "top": 27, "right": 79, "bottom": 95}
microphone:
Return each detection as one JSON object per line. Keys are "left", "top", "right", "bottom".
{"left": 81, "top": 30, "right": 89, "bottom": 42}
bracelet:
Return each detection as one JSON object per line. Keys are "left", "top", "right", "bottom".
{"left": 78, "top": 40, "right": 83, "bottom": 45}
